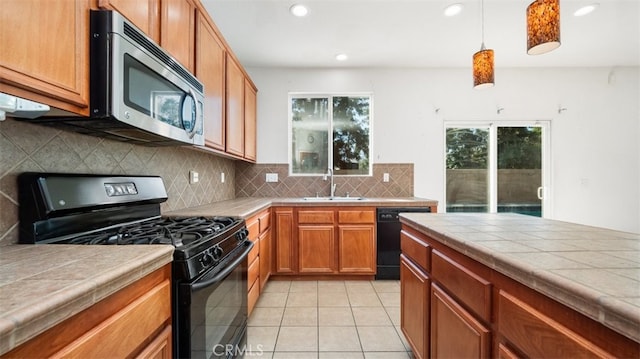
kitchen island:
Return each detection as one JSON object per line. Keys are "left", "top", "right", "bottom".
{"left": 399, "top": 212, "right": 639, "bottom": 358}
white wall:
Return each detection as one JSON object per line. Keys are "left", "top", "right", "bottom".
{"left": 246, "top": 66, "right": 640, "bottom": 233}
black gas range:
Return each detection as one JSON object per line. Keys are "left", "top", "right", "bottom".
{"left": 18, "top": 172, "right": 251, "bottom": 358}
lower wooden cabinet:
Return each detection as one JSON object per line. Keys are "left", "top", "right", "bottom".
{"left": 4, "top": 265, "right": 172, "bottom": 358}
{"left": 400, "top": 255, "right": 430, "bottom": 359}
{"left": 430, "top": 283, "right": 491, "bottom": 358}
{"left": 246, "top": 208, "right": 271, "bottom": 315}
{"left": 273, "top": 206, "right": 376, "bottom": 276}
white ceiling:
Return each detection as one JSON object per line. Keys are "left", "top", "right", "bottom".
{"left": 201, "top": 0, "right": 639, "bottom": 69}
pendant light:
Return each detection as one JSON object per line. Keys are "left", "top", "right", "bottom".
{"left": 473, "top": 0, "right": 494, "bottom": 89}
{"left": 527, "top": 0, "right": 560, "bottom": 55}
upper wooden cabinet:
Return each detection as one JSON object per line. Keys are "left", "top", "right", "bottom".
{"left": 195, "top": 11, "right": 225, "bottom": 151}
{"left": 160, "top": 0, "right": 196, "bottom": 72}
{"left": 98, "top": 0, "right": 159, "bottom": 41}
{"left": 0, "top": 0, "right": 90, "bottom": 115}
{"left": 244, "top": 80, "right": 257, "bottom": 161}
{"left": 225, "top": 55, "right": 245, "bottom": 157}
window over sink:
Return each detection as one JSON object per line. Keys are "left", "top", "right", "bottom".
{"left": 289, "top": 94, "right": 372, "bottom": 176}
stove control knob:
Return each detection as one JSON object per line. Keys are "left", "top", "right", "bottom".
{"left": 212, "top": 246, "right": 224, "bottom": 260}
{"left": 200, "top": 249, "right": 214, "bottom": 267}
{"left": 237, "top": 228, "right": 249, "bottom": 241}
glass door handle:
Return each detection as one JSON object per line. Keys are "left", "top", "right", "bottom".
{"left": 537, "top": 186, "right": 544, "bottom": 200}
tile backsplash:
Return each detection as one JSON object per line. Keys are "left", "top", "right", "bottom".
{"left": 236, "top": 163, "right": 414, "bottom": 198}
{"left": 0, "top": 118, "right": 235, "bottom": 245}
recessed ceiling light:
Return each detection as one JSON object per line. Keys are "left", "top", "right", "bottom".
{"left": 335, "top": 53, "right": 348, "bottom": 61}
{"left": 290, "top": 4, "right": 309, "bottom": 17}
{"left": 574, "top": 3, "right": 599, "bottom": 16}
{"left": 444, "top": 3, "right": 464, "bottom": 17}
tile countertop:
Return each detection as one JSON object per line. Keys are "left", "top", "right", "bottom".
{"left": 164, "top": 196, "right": 438, "bottom": 218}
{"left": 0, "top": 244, "right": 174, "bottom": 355}
{"left": 399, "top": 212, "right": 640, "bottom": 344}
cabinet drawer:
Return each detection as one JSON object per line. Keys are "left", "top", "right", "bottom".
{"left": 298, "top": 210, "right": 334, "bottom": 224}
{"left": 431, "top": 250, "right": 492, "bottom": 321}
{"left": 338, "top": 210, "right": 374, "bottom": 224}
{"left": 400, "top": 229, "right": 430, "bottom": 270}
{"left": 248, "top": 277, "right": 260, "bottom": 315}
{"left": 248, "top": 237, "right": 259, "bottom": 265}
{"left": 247, "top": 218, "right": 260, "bottom": 241}
{"left": 259, "top": 211, "right": 271, "bottom": 232}
{"left": 498, "top": 291, "right": 613, "bottom": 358}
{"left": 248, "top": 255, "right": 260, "bottom": 288}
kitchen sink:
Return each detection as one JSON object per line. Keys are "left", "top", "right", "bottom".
{"left": 303, "top": 196, "right": 366, "bottom": 201}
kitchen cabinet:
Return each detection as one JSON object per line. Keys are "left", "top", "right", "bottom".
{"left": 160, "top": 0, "right": 196, "bottom": 72}
{"left": 225, "top": 54, "right": 245, "bottom": 157}
{"left": 272, "top": 206, "right": 376, "bottom": 277}
{"left": 274, "top": 207, "right": 295, "bottom": 274}
{"left": 4, "top": 265, "right": 172, "bottom": 358}
{"left": 244, "top": 79, "right": 257, "bottom": 161}
{"left": 399, "top": 224, "right": 639, "bottom": 358}
{"left": 98, "top": 0, "right": 159, "bottom": 41}
{"left": 400, "top": 255, "right": 429, "bottom": 359}
{"left": 246, "top": 208, "right": 271, "bottom": 315}
{"left": 196, "top": 10, "right": 226, "bottom": 151}
{"left": 0, "top": 0, "right": 90, "bottom": 115}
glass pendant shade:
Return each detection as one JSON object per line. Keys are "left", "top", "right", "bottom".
{"left": 527, "top": 0, "right": 560, "bottom": 55}
{"left": 473, "top": 46, "right": 494, "bottom": 89}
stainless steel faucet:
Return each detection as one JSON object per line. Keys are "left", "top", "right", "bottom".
{"left": 327, "top": 168, "right": 336, "bottom": 198}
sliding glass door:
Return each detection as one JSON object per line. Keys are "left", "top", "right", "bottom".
{"left": 445, "top": 122, "right": 549, "bottom": 217}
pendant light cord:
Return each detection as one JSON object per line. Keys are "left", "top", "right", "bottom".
{"left": 481, "top": 0, "right": 486, "bottom": 47}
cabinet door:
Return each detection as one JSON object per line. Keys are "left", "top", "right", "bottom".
{"left": 431, "top": 283, "right": 491, "bottom": 359}
{"left": 99, "top": 0, "right": 159, "bottom": 41}
{"left": 225, "top": 55, "right": 245, "bottom": 157}
{"left": 400, "top": 255, "right": 429, "bottom": 359}
{"left": 160, "top": 0, "right": 195, "bottom": 72}
{"left": 298, "top": 225, "right": 335, "bottom": 273}
{"left": 134, "top": 325, "right": 172, "bottom": 359}
{"left": 338, "top": 225, "right": 375, "bottom": 273}
{"left": 244, "top": 80, "right": 257, "bottom": 161}
{"left": 0, "top": 0, "right": 89, "bottom": 115}
{"left": 274, "top": 208, "right": 294, "bottom": 273}
{"left": 259, "top": 228, "right": 272, "bottom": 290}
{"left": 196, "top": 12, "right": 225, "bottom": 151}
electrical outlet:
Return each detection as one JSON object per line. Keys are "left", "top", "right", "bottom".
{"left": 266, "top": 173, "right": 278, "bottom": 182}
{"left": 383, "top": 173, "right": 390, "bottom": 182}
{"left": 221, "top": 172, "right": 225, "bottom": 183}
{"left": 189, "top": 170, "right": 199, "bottom": 184}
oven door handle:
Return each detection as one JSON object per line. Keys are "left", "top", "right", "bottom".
{"left": 191, "top": 241, "right": 254, "bottom": 292}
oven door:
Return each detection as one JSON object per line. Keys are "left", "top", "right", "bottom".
{"left": 175, "top": 241, "right": 253, "bottom": 359}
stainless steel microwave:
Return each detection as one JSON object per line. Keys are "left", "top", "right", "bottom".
{"left": 25, "top": 10, "right": 205, "bottom": 146}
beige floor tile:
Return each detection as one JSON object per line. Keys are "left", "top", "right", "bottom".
{"left": 345, "top": 281, "right": 375, "bottom": 294}
{"left": 352, "top": 307, "right": 392, "bottom": 326}
{"left": 244, "top": 350, "right": 273, "bottom": 358}
{"left": 318, "top": 280, "right": 347, "bottom": 293}
{"left": 263, "top": 280, "right": 291, "bottom": 293}
{"left": 319, "top": 307, "right": 355, "bottom": 326}
{"left": 320, "top": 352, "right": 364, "bottom": 359}
{"left": 364, "top": 352, "right": 410, "bottom": 359}
{"left": 246, "top": 326, "right": 279, "bottom": 352}
{"left": 377, "top": 292, "right": 400, "bottom": 307}
{"left": 248, "top": 307, "right": 285, "bottom": 326}
{"left": 395, "top": 325, "right": 411, "bottom": 351}
{"left": 286, "top": 291, "right": 318, "bottom": 307}
{"left": 319, "top": 326, "right": 362, "bottom": 352}
{"left": 272, "top": 352, "right": 317, "bottom": 359}
{"left": 256, "top": 292, "right": 289, "bottom": 307}
{"left": 275, "top": 326, "right": 318, "bottom": 351}
{"left": 371, "top": 280, "right": 400, "bottom": 293}
{"left": 282, "top": 306, "right": 318, "bottom": 326}
{"left": 319, "top": 290, "right": 350, "bottom": 307}
{"left": 348, "top": 292, "right": 382, "bottom": 307}
{"left": 290, "top": 280, "right": 318, "bottom": 293}
{"left": 357, "top": 326, "right": 406, "bottom": 352}
{"left": 385, "top": 307, "right": 401, "bottom": 326}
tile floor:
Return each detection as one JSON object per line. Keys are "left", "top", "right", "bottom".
{"left": 245, "top": 280, "right": 414, "bottom": 358}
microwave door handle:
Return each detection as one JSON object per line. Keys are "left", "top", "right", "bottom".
{"left": 187, "top": 88, "right": 199, "bottom": 139}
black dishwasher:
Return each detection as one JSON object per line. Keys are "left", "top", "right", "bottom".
{"left": 376, "top": 207, "right": 431, "bottom": 280}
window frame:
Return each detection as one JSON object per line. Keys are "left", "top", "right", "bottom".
{"left": 288, "top": 92, "right": 374, "bottom": 177}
